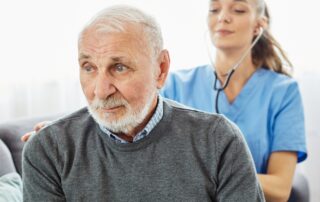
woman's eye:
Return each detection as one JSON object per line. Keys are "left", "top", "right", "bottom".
{"left": 210, "top": 9, "right": 218, "bottom": 13}
{"left": 234, "top": 9, "right": 246, "bottom": 13}
{"left": 209, "top": 8, "right": 219, "bottom": 13}
{"left": 233, "top": 5, "right": 247, "bottom": 14}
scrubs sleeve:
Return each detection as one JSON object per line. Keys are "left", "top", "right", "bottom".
{"left": 271, "top": 80, "right": 307, "bottom": 163}
{"left": 160, "top": 72, "right": 178, "bottom": 100}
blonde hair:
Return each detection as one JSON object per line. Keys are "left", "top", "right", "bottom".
{"left": 252, "top": 1, "right": 293, "bottom": 76}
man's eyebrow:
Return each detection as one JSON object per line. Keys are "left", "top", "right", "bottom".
{"left": 111, "top": 56, "right": 124, "bottom": 62}
{"left": 111, "top": 56, "right": 134, "bottom": 64}
{"left": 79, "top": 54, "right": 90, "bottom": 60}
{"left": 111, "top": 56, "right": 136, "bottom": 66}
{"left": 78, "top": 55, "right": 134, "bottom": 65}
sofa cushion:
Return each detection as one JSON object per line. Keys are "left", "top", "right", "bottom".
{"left": 0, "top": 115, "right": 60, "bottom": 175}
{"left": 0, "top": 139, "right": 16, "bottom": 176}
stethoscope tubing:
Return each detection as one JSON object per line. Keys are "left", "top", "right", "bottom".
{"left": 212, "top": 27, "right": 264, "bottom": 113}
{"left": 213, "top": 69, "right": 235, "bottom": 113}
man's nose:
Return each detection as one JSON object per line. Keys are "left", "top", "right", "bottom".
{"left": 94, "top": 73, "right": 117, "bottom": 99}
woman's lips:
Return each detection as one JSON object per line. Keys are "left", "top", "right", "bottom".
{"left": 216, "top": 29, "right": 234, "bottom": 36}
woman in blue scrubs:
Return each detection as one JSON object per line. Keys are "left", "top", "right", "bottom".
{"left": 162, "top": 0, "right": 307, "bottom": 201}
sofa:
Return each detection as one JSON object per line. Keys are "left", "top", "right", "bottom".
{"left": 0, "top": 115, "right": 310, "bottom": 202}
{"left": 0, "top": 115, "right": 61, "bottom": 175}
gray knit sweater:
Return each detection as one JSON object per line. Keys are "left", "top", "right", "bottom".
{"left": 23, "top": 100, "right": 265, "bottom": 202}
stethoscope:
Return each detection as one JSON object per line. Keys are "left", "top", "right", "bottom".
{"left": 210, "top": 27, "right": 264, "bottom": 113}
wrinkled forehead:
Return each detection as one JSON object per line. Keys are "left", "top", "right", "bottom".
{"left": 77, "top": 24, "right": 152, "bottom": 63}
{"left": 78, "top": 21, "right": 145, "bottom": 45}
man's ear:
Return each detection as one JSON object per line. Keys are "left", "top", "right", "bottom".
{"left": 155, "top": 49, "right": 170, "bottom": 89}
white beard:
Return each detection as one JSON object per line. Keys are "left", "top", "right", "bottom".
{"left": 88, "top": 91, "right": 157, "bottom": 134}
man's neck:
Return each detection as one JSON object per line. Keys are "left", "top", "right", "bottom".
{"left": 113, "top": 96, "right": 159, "bottom": 142}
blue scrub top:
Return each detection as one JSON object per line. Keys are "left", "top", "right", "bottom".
{"left": 161, "top": 64, "right": 307, "bottom": 174}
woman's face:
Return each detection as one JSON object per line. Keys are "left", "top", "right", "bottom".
{"left": 208, "top": 0, "right": 260, "bottom": 51}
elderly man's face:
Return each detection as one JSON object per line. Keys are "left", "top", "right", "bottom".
{"left": 78, "top": 24, "right": 167, "bottom": 134}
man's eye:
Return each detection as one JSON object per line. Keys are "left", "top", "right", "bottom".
{"left": 114, "top": 64, "right": 128, "bottom": 73}
{"left": 82, "top": 65, "right": 94, "bottom": 73}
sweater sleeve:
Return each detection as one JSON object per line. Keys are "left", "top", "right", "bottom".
{"left": 22, "top": 128, "right": 65, "bottom": 202}
{"left": 214, "top": 117, "right": 265, "bottom": 202}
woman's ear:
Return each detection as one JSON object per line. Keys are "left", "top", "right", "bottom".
{"left": 258, "top": 16, "right": 268, "bottom": 30}
{"left": 254, "top": 16, "right": 268, "bottom": 35}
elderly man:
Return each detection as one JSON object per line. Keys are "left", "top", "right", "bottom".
{"left": 23, "top": 5, "right": 265, "bottom": 202}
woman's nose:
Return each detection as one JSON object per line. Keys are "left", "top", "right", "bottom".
{"left": 218, "top": 11, "right": 232, "bottom": 23}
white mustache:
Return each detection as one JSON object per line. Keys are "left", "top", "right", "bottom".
{"left": 91, "top": 96, "right": 129, "bottom": 110}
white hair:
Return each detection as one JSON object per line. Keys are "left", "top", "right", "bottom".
{"left": 78, "top": 5, "right": 163, "bottom": 58}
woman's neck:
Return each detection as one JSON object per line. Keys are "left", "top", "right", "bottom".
{"left": 214, "top": 48, "right": 257, "bottom": 103}
{"left": 215, "top": 48, "right": 256, "bottom": 80}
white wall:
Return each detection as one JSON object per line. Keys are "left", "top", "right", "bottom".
{"left": 297, "top": 72, "right": 320, "bottom": 202}
{"left": 1, "top": 0, "right": 319, "bottom": 82}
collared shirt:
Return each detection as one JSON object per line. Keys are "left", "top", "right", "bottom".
{"left": 99, "top": 96, "right": 163, "bottom": 144}
{"left": 161, "top": 65, "right": 307, "bottom": 174}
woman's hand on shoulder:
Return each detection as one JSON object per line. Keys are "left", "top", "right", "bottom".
{"left": 21, "top": 121, "right": 50, "bottom": 142}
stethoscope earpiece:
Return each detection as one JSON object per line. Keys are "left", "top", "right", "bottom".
{"left": 258, "top": 27, "right": 264, "bottom": 36}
